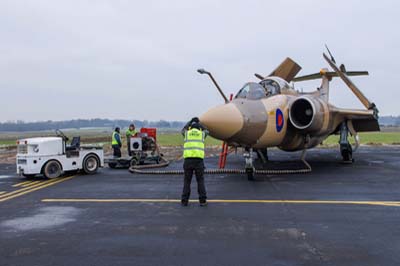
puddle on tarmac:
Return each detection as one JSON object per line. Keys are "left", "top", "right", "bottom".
{"left": 369, "top": 160, "right": 384, "bottom": 164}
{"left": 1, "top": 206, "right": 81, "bottom": 231}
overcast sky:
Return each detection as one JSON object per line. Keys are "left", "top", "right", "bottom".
{"left": 0, "top": 0, "right": 399, "bottom": 122}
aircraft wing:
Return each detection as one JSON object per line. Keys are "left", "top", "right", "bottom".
{"left": 334, "top": 108, "right": 380, "bottom": 132}
{"left": 268, "top": 57, "right": 302, "bottom": 82}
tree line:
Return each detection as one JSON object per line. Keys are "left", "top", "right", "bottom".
{"left": 0, "top": 119, "right": 186, "bottom": 132}
{"left": 378, "top": 116, "right": 400, "bottom": 126}
{"left": 0, "top": 116, "right": 398, "bottom": 132}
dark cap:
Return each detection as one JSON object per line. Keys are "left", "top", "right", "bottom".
{"left": 191, "top": 123, "right": 201, "bottom": 130}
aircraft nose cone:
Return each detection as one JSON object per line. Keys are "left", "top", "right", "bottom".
{"left": 199, "top": 103, "right": 244, "bottom": 140}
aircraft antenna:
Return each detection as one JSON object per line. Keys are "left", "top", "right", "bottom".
{"left": 325, "top": 44, "right": 336, "bottom": 64}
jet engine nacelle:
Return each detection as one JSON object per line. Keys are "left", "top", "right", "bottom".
{"left": 288, "top": 96, "right": 326, "bottom": 132}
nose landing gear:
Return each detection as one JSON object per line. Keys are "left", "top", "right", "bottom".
{"left": 244, "top": 148, "right": 255, "bottom": 180}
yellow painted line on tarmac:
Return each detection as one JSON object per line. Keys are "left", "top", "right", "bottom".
{"left": 12, "top": 180, "right": 32, "bottom": 187}
{"left": 43, "top": 198, "right": 182, "bottom": 203}
{"left": 0, "top": 179, "right": 56, "bottom": 200}
{"left": 0, "top": 191, "right": 6, "bottom": 195}
{"left": 22, "top": 181, "right": 41, "bottom": 187}
{"left": 41, "top": 198, "right": 400, "bottom": 207}
{"left": 0, "top": 176, "right": 76, "bottom": 203}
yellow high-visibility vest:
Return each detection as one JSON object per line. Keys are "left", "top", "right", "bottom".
{"left": 183, "top": 128, "right": 205, "bottom": 159}
{"left": 112, "top": 132, "right": 120, "bottom": 146}
{"left": 126, "top": 129, "right": 137, "bottom": 138}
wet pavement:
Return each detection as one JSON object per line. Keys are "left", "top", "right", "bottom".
{"left": 1, "top": 146, "right": 400, "bottom": 266}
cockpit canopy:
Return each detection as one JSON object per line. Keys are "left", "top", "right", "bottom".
{"left": 260, "top": 79, "right": 281, "bottom": 96}
{"left": 235, "top": 77, "right": 291, "bottom": 100}
{"left": 235, "top": 82, "right": 266, "bottom": 100}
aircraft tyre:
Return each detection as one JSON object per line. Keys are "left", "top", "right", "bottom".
{"left": 246, "top": 168, "right": 255, "bottom": 181}
{"left": 341, "top": 144, "right": 353, "bottom": 163}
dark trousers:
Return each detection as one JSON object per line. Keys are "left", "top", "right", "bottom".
{"left": 112, "top": 145, "right": 121, "bottom": 158}
{"left": 182, "top": 158, "right": 207, "bottom": 202}
{"left": 127, "top": 140, "right": 132, "bottom": 156}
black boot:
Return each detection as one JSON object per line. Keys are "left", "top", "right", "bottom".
{"left": 199, "top": 199, "right": 207, "bottom": 207}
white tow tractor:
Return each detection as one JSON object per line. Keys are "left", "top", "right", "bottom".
{"left": 16, "top": 130, "right": 104, "bottom": 178}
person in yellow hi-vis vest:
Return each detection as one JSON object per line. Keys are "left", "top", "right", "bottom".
{"left": 181, "top": 117, "right": 209, "bottom": 207}
{"left": 126, "top": 124, "right": 137, "bottom": 156}
{"left": 111, "top": 127, "right": 122, "bottom": 158}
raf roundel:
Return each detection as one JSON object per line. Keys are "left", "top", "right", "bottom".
{"left": 276, "top": 108, "right": 284, "bottom": 133}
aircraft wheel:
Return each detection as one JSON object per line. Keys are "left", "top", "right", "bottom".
{"left": 341, "top": 144, "right": 353, "bottom": 163}
{"left": 83, "top": 155, "right": 99, "bottom": 174}
{"left": 246, "top": 168, "right": 255, "bottom": 181}
{"left": 247, "top": 172, "right": 255, "bottom": 181}
{"left": 43, "top": 160, "right": 62, "bottom": 179}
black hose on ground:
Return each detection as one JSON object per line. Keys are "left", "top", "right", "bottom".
{"left": 129, "top": 157, "right": 312, "bottom": 175}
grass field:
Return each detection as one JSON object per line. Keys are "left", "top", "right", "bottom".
{"left": 0, "top": 140, "right": 18, "bottom": 146}
{"left": 322, "top": 132, "right": 400, "bottom": 146}
{"left": 157, "top": 133, "right": 222, "bottom": 146}
{"left": 158, "top": 132, "right": 400, "bottom": 147}
{"left": 0, "top": 130, "right": 399, "bottom": 147}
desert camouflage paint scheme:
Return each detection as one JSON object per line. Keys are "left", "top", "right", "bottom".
{"left": 199, "top": 53, "right": 379, "bottom": 153}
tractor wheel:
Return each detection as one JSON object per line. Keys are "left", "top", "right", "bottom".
{"left": 43, "top": 160, "right": 62, "bottom": 179}
{"left": 83, "top": 155, "right": 99, "bottom": 174}
{"left": 130, "top": 158, "right": 138, "bottom": 167}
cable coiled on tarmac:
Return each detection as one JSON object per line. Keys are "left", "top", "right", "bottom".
{"left": 129, "top": 157, "right": 312, "bottom": 175}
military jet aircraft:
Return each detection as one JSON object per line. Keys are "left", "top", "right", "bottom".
{"left": 198, "top": 49, "right": 379, "bottom": 179}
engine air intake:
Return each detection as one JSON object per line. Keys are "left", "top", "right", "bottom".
{"left": 289, "top": 98, "right": 315, "bottom": 130}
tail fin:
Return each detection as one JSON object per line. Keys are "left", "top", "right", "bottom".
{"left": 323, "top": 53, "right": 376, "bottom": 112}
{"left": 319, "top": 68, "right": 330, "bottom": 101}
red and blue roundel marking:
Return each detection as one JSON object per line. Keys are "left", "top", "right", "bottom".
{"left": 276, "top": 108, "right": 284, "bottom": 132}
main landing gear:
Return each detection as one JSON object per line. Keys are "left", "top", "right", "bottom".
{"left": 339, "top": 121, "right": 356, "bottom": 163}
{"left": 256, "top": 148, "right": 269, "bottom": 164}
